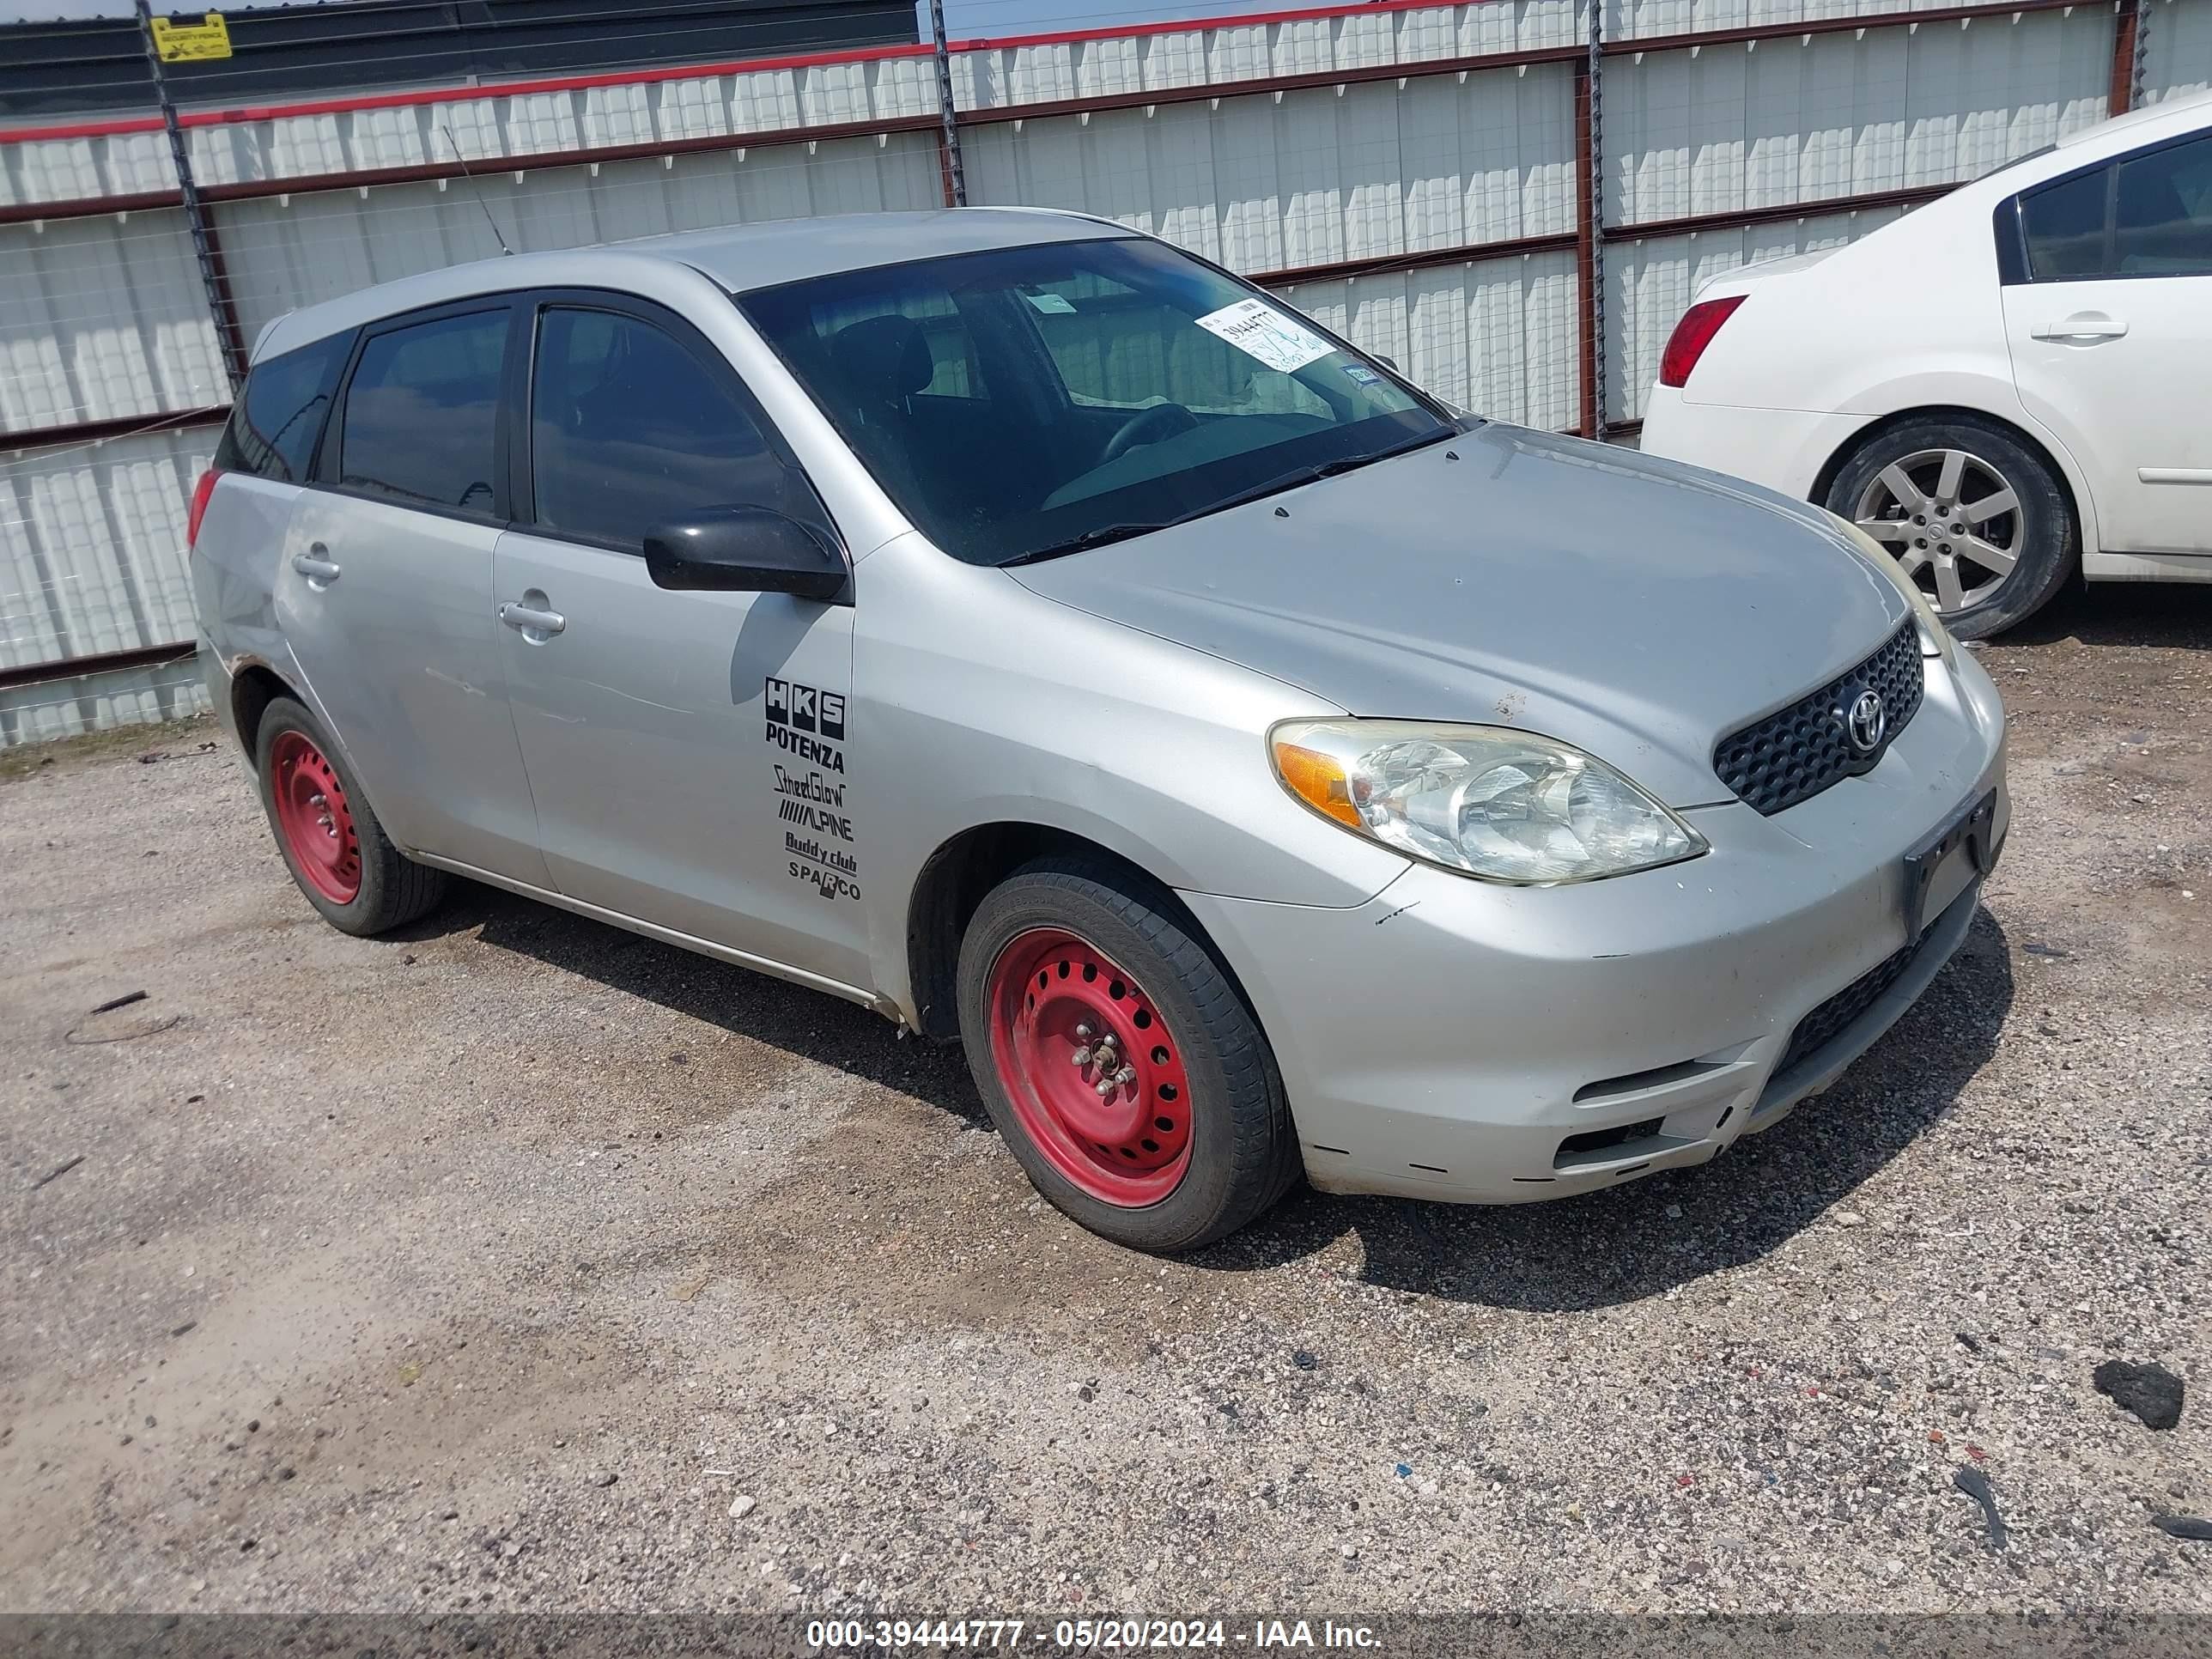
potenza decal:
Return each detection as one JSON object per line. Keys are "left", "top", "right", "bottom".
{"left": 765, "top": 678, "right": 858, "bottom": 902}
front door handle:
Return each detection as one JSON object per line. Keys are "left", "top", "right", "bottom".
{"left": 291, "top": 550, "right": 341, "bottom": 586}
{"left": 2031, "top": 312, "right": 2129, "bottom": 342}
{"left": 498, "top": 600, "right": 567, "bottom": 637}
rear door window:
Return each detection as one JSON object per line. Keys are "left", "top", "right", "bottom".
{"left": 2017, "top": 133, "right": 2212, "bottom": 282}
{"left": 335, "top": 307, "right": 509, "bottom": 515}
{"left": 2113, "top": 132, "right": 2212, "bottom": 276}
{"left": 2021, "top": 166, "right": 2111, "bottom": 281}
{"left": 216, "top": 333, "right": 348, "bottom": 482}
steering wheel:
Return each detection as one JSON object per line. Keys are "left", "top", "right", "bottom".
{"left": 1100, "top": 402, "right": 1199, "bottom": 465}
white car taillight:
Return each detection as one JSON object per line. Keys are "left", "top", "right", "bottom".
{"left": 1658, "top": 295, "right": 1747, "bottom": 389}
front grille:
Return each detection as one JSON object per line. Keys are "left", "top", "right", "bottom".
{"left": 1774, "top": 933, "right": 1926, "bottom": 1077}
{"left": 1714, "top": 623, "right": 1924, "bottom": 815}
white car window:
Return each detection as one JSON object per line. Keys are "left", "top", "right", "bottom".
{"left": 2113, "top": 133, "right": 2212, "bottom": 276}
{"left": 2018, "top": 132, "right": 2212, "bottom": 283}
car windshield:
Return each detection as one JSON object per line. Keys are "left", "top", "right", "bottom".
{"left": 739, "top": 236, "right": 1453, "bottom": 566}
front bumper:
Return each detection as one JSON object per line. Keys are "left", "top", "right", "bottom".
{"left": 1184, "top": 652, "right": 2008, "bottom": 1204}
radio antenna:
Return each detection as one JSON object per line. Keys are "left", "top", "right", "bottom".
{"left": 440, "top": 123, "right": 513, "bottom": 257}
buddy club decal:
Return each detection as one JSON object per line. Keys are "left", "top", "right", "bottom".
{"left": 765, "top": 676, "right": 858, "bottom": 902}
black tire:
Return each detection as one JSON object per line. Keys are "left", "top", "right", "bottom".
{"left": 1823, "top": 414, "right": 2076, "bottom": 639}
{"left": 956, "top": 856, "right": 1299, "bottom": 1253}
{"left": 253, "top": 696, "right": 446, "bottom": 937}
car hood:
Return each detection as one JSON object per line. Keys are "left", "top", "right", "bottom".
{"left": 1008, "top": 422, "right": 1911, "bottom": 809}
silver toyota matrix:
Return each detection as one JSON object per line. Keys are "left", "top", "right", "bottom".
{"left": 191, "top": 209, "right": 2008, "bottom": 1252}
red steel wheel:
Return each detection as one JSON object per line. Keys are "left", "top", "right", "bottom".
{"left": 268, "top": 729, "right": 362, "bottom": 904}
{"left": 984, "top": 927, "right": 1194, "bottom": 1207}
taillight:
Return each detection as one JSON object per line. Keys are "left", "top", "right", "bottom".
{"left": 186, "top": 467, "right": 221, "bottom": 552}
{"left": 1658, "top": 295, "right": 1747, "bottom": 389}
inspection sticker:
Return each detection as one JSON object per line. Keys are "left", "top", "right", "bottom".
{"left": 1194, "top": 297, "right": 1333, "bottom": 374}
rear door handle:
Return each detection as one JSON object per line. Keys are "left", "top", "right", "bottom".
{"left": 290, "top": 550, "right": 341, "bottom": 586}
{"left": 498, "top": 601, "right": 567, "bottom": 637}
{"left": 2031, "top": 313, "right": 2129, "bottom": 342}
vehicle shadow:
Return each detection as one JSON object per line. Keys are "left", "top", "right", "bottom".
{"left": 396, "top": 883, "right": 992, "bottom": 1117}
{"left": 1989, "top": 576, "right": 2212, "bottom": 649}
{"left": 399, "top": 889, "right": 2013, "bottom": 1315}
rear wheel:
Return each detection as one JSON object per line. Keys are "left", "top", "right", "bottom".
{"left": 254, "top": 697, "right": 446, "bottom": 936}
{"left": 956, "top": 857, "right": 1298, "bottom": 1253}
{"left": 1824, "top": 415, "right": 2076, "bottom": 639}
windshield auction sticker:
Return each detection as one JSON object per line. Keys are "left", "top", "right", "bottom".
{"left": 1194, "top": 298, "right": 1334, "bottom": 374}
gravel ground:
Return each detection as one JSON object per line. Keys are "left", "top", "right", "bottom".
{"left": 2, "top": 583, "right": 2207, "bottom": 1621}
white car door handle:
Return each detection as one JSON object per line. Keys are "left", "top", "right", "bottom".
{"left": 498, "top": 601, "right": 567, "bottom": 636}
{"left": 2032, "top": 313, "right": 2129, "bottom": 342}
{"left": 290, "top": 550, "right": 341, "bottom": 585}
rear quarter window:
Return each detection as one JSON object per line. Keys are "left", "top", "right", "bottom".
{"left": 216, "top": 332, "right": 349, "bottom": 482}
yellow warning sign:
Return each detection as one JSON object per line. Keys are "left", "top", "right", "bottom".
{"left": 150, "top": 12, "right": 232, "bottom": 63}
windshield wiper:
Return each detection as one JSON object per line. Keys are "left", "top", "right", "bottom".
{"left": 1000, "top": 430, "right": 1455, "bottom": 568}
{"left": 1190, "top": 430, "right": 1455, "bottom": 520}
{"left": 1000, "top": 522, "right": 1176, "bottom": 566}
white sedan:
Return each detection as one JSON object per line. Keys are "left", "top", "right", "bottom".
{"left": 1640, "top": 88, "right": 2212, "bottom": 638}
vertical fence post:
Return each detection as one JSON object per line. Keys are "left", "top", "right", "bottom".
{"left": 1574, "top": 0, "right": 1607, "bottom": 442}
{"left": 135, "top": 0, "right": 246, "bottom": 394}
{"left": 2130, "top": 0, "right": 2149, "bottom": 112}
{"left": 930, "top": 0, "right": 969, "bottom": 208}
{"left": 2108, "top": 0, "right": 2141, "bottom": 112}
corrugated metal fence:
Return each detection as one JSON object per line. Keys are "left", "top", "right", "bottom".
{"left": 3, "top": 0, "right": 2206, "bottom": 743}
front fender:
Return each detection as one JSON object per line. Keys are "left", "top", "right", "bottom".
{"left": 849, "top": 538, "right": 1410, "bottom": 1012}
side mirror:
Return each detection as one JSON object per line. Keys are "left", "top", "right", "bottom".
{"left": 643, "top": 506, "right": 848, "bottom": 602}
{"left": 1372, "top": 353, "right": 1400, "bottom": 371}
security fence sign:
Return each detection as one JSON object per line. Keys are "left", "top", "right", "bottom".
{"left": 150, "top": 11, "right": 231, "bottom": 61}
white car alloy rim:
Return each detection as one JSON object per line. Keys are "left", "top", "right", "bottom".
{"left": 1851, "top": 447, "right": 2025, "bottom": 614}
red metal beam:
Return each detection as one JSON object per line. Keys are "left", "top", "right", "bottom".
{"left": 2109, "top": 0, "right": 2140, "bottom": 115}
{"left": 0, "top": 112, "right": 946, "bottom": 227}
{"left": 957, "top": 43, "right": 1587, "bottom": 129}
{"left": 2, "top": 405, "right": 228, "bottom": 451}
{"left": 1256, "top": 228, "right": 1578, "bottom": 289}
{"left": 1572, "top": 59, "right": 1598, "bottom": 442}
{"left": 0, "top": 640, "right": 197, "bottom": 694}
{"left": 1615, "top": 182, "right": 1953, "bottom": 243}
{"left": 1602, "top": 0, "right": 2089, "bottom": 58}
{"left": 0, "top": 40, "right": 945, "bottom": 144}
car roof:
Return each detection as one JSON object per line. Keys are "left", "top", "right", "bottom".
{"left": 252, "top": 206, "right": 1130, "bottom": 362}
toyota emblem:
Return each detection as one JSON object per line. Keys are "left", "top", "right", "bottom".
{"left": 1846, "top": 690, "right": 1887, "bottom": 755}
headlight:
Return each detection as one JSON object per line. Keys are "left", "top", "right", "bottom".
{"left": 1271, "top": 720, "right": 1707, "bottom": 884}
{"left": 1826, "top": 510, "right": 1956, "bottom": 666}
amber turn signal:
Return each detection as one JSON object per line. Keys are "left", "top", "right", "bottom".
{"left": 1272, "top": 740, "right": 1362, "bottom": 828}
